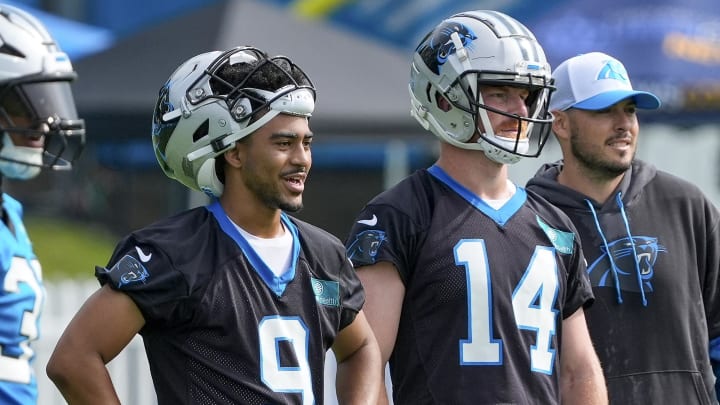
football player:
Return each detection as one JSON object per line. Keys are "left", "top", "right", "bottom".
{"left": 345, "top": 10, "right": 607, "bottom": 404}
{"left": 47, "top": 46, "right": 381, "bottom": 404}
{"left": 0, "top": 5, "right": 84, "bottom": 405}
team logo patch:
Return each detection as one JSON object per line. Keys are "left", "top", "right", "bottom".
{"left": 347, "top": 230, "right": 386, "bottom": 265}
{"left": 107, "top": 254, "right": 150, "bottom": 287}
{"left": 536, "top": 216, "right": 574, "bottom": 255}
{"left": 311, "top": 278, "right": 339, "bottom": 307}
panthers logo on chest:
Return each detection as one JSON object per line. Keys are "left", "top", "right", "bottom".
{"left": 587, "top": 236, "right": 666, "bottom": 292}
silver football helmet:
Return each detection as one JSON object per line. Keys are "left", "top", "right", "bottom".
{"left": 409, "top": 10, "right": 554, "bottom": 164}
{"left": 0, "top": 4, "right": 85, "bottom": 179}
{"left": 152, "top": 46, "right": 315, "bottom": 197}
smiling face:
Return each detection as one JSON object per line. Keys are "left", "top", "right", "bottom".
{"left": 557, "top": 99, "right": 639, "bottom": 179}
{"left": 236, "top": 113, "right": 312, "bottom": 213}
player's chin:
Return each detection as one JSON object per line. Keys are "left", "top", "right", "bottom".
{"left": 279, "top": 196, "right": 304, "bottom": 213}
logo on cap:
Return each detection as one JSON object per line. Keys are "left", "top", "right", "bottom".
{"left": 597, "top": 59, "right": 629, "bottom": 83}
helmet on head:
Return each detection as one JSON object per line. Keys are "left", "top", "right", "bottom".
{"left": 0, "top": 4, "right": 85, "bottom": 179}
{"left": 152, "top": 46, "right": 316, "bottom": 197}
{"left": 409, "top": 10, "right": 554, "bottom": 164}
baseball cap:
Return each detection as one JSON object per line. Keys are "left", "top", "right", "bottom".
{"left": 549, "top": 52, "right": 661, "bottom": 112}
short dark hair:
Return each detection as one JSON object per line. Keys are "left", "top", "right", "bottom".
{"left": 209, "top": 50, "right": 312, "bottom": 184}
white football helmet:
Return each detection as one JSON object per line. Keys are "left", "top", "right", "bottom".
{"left": 152, "top": 46, "right": 315, "bottom": 197}
{"left": 409, "top": 10, "right": 554, "bottom": 164}
{"left": 0, "top": 4, "right": 84, "bottom": 179}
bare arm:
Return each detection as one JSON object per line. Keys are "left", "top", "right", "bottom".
{"left": 355, "top": 262, "right": 405, "bottom": 405}
{"left": 332, "top": 310, "right": 383, "bottom": 404}
{"left": 560, "top": 308, "right": 607, "bottom": 404}
{"left": 46, "top": 284, "right": 145, "bottom": 405}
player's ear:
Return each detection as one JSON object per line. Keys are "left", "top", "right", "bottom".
{"left": 551, "top": 110, "right": 570, "bottom": 141}
{"left": 224, "top": 142, "right": 244, "bottom": 169}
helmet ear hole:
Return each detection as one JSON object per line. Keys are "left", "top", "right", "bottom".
{"left": 192, "top": 119, "right": 210, "bottom": 142}
{"left": 435, "top": 92, "right": 452, "bottom": 112}
{"left": 196, "top": 158, "right": 224, "bottom": 197}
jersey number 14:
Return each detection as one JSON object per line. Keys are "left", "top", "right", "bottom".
{"left": 456, "top": 240, "right": 558, "bottom": 374}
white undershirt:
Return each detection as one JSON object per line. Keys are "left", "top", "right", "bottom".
{"left": 482, "top": 180, "right": 516, "bottom": 210}
{"left": 233, "top": 221, "right": 293, "bottom": 277}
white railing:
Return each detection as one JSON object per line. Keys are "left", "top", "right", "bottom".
{"left": 37, "top": 280, "right": 156, "bottom": 405}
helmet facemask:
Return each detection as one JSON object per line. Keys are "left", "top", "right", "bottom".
{"left": 448, "top": 68, "right": 554, "bottom": 164}
{"left": 0, "top": 76, "right": 85, "bottom": 178}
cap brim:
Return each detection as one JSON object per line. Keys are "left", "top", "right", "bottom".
{"left": 572, "top": 90, "right": 661, "bottom": 110}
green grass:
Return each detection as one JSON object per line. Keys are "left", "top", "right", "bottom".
{"left": 24, "top": 216, "right": 117, "bottom": 280}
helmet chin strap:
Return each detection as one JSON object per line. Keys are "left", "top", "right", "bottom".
{"left": 0, "top": 133, "right": 42, "bottom": 179}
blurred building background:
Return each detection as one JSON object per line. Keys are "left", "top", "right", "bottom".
{"left": 5, "top": 0, "right": 720, "bottom": 240}
{"left": 3, "top": 0, "right": 720, "bottom": 402}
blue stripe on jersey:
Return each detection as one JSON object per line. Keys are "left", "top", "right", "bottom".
{"left": 206, "top": 200, "right": 300, "bottom": 296}
{"left": 427, "top": 164, "right": 526, "bottom": 225}
{"left": 0, "top": 194, "right": 42, "bottom": 404}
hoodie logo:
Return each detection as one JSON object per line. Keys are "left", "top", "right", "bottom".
{"left": 587, "top": 236, "right": 665, "bottom": 292}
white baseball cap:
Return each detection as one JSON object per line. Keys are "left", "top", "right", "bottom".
{"left": 549, "top": 52, "right": 661, "bottom": 112}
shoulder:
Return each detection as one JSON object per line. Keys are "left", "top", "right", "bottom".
{"left": 98, "top": 207, "right": 228, "bottom": 320}
{"left": 524, "top": 188, "right": 578, "bottom": 230}
{"left": 364, "top": 169, "right": 442, "bottom": 223}
{"left": 651, "top": 169, "right": 704, "bottom": 192}
{"left": 103, "top": 207, "right": 221, "bottom": 283}
{"left": 130, "top": 206, "right": 214, "bottom": 242}
{"left": 290, "top": 216, "right": 346, "bottom": 259}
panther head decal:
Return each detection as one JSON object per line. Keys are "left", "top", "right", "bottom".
{"left": 105, "top": 254, "right": 151, "bottom": 288}
{"left": 416, "top": 21, "right": 477, "bottom": 74}
{"left": 347, "top": 230, "right": 387, "bottom": 266}
{"left": 587, "top": 236, "right": 666, "bottom": 292}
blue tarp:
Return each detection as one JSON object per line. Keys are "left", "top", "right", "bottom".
{"left": 268, "top": 0, "right": 720, "bottom": 119}
{"left": 3, "top": 0, "right": 114, "bottom": 60}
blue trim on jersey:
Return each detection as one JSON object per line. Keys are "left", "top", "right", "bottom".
{"left": 0, "top": 194, "right": 36, "bottom": 270}
{"left": 427, "top": 165, "right": 526, "bottom": 226}
{"left": 207, "top": 200, "right": 300, "bottom": 296}
{"left": 0, "top": 194, "right": 42, "bottom": 404}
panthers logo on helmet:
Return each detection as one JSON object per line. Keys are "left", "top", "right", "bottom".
{"left": 587, "top": 236, "right": 666, "bottom": 292}
{"left": 347, "top": 230, "right": 386, "bottom": 266}
{"left": 416, "top": 21, "right": 477, "bottom": 74}
{"left": 152, "top": 81, "right": 178, "bottom": 174}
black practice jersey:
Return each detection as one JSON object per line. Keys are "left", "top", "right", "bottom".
{"left": 346, "top": 166, "right": 593, "bottom": 404}
{"left": 96, "top": 200, "right": 363, "bottom": 405}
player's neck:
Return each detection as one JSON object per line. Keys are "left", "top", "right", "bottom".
{"left": 557, "top": 162, "right": 625, "bottom": 205}
{"left": 219, "top": 191, "right": 284, "bottom": 238}
{"left": 435, "top": 150, "right": 512, "bottom": 200}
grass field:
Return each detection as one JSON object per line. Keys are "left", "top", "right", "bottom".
{"left": 24, "top": 216, "right": 117, "bottom": 280}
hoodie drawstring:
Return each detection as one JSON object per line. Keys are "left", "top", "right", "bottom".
{"left": 616, "top": 192, "right": 648, "bottom": 306}
{"left": 584, "top": 193, "right": 647, "bottom": 306}
{"left": 585, "top": 199, "right": 624, "bottom": 304}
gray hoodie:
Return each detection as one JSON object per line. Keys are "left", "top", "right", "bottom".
{"left": 527, "top": 159, "right": 720, "bottom": 404}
